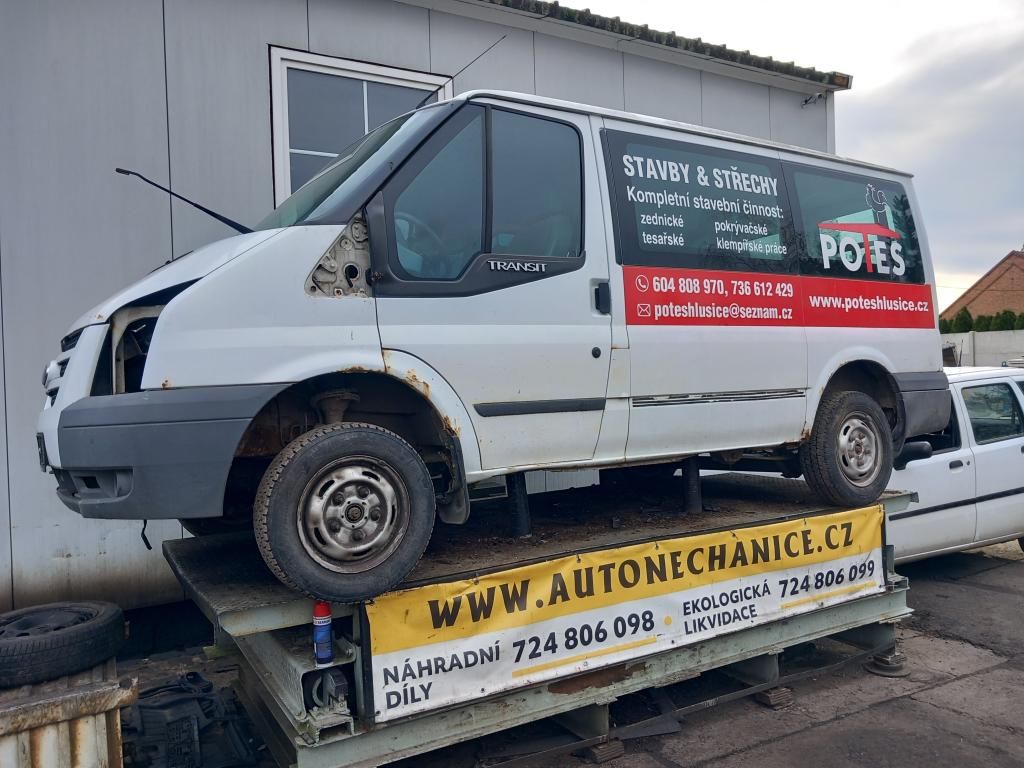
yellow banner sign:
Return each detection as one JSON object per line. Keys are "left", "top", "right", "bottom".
{"left": 368, "top": 505, "right": 882, "bottom": 655}
{"left": 366, "top": 505, "right": 884, "bottom": 721}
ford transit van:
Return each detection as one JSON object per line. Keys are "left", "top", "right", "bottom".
{"left": 38, "top": 91, "right": 949, "bottom": 601}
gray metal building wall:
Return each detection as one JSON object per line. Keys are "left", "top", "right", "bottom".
{"left": 0, "top": 0, "right": 837, "bottom": 610}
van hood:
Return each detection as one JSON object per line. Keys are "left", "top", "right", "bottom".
{"left": 69, "top": 229, "right": 284, "bottom": 332}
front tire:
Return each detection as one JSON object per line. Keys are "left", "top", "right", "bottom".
{"left": 254, "top": 422, "right": 435, "bottom": 602}
{"left": 801, "top": 390, "right": 893, "bottom": 508}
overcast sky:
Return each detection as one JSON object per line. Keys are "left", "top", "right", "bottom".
{"left": 582, "top": 0, "right": 1024, "bottom": 310}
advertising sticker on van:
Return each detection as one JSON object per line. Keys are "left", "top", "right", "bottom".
{"left": 622, "top": 265, "right": 934, "bottom": 328}
{"left": 602, "top": 129, "right": 934, "bottom": 329}
{"left": 815, "top": 185, "right": 908, "bottom": 276}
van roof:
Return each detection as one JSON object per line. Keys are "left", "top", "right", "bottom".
{"left": 457, "top": 90, "right": 911, "bottom": 178}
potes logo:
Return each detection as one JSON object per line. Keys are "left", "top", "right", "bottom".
{"left": 817, "top": 185, "right": 906, "bottom": 277}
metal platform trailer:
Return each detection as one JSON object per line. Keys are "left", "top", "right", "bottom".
{"left": 163, "top": 477, "right": 915, "bottom": 768}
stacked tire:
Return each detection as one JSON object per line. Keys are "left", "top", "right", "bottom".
{"left": 0, "top": 601, "right": 125, "bottom": 687}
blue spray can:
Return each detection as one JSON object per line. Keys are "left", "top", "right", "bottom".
{"left": 312, "top": 600, "right": 334, "bottom": 667}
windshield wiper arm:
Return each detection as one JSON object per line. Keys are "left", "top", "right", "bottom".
{"left": 115, "top": 167, "right": 253, "bottom": 234}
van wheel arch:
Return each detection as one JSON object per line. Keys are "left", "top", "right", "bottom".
{"left": 222, "top": 372, "right": 468, "bottom": 530}
{"left": 820, "top": 360, "right": 905, "bottom": 450}
{"left": 801, "top": 389, "right": 894, "bottom": 507}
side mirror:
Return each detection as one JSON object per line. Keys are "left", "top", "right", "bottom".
{"left": 894, "top": 440, "right": 933, "bottom": 471}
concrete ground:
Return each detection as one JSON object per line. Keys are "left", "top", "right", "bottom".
{"left": 594, "top": 541, "right": 1024, "bottom": 768}
{"left": 121, "top": 540, "right": 1024, "bottom": 767}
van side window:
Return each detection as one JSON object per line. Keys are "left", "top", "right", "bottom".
{"left": 962, "top": 383, "right": 1024, "bottom": 443}
{"left": 785, "top": 165, "right": 924, "bottom": 284}
{"left": 490, "top": 110, "right": 582, "bottom": 258}
{"left": 601, "top": 129, "right": 794, "bottom": 273}
{"left": 391, "top": 109, "right": 485, "bottom": 279}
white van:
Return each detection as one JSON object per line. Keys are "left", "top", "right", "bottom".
{"left": 38, "top": 91, "right": 949, "bottom": 601}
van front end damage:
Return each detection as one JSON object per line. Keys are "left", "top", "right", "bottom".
{"left": 37, "top": 288, "right": 274, "bottom": 521}
{"left": 36, "top": 228, "right": 300, "bottom": 520}
{"left": 49, "top": 383, "right": 286, "bottom": 520}
{"left": 37, "top": 288, "right": 284, "bottom": 522}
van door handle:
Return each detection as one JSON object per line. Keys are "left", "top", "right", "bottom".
{"left": 594, "top": 282, "right": 611, "bottom": 315}
{"left": 949, "top": 459, "right": 963, "bottom": 469}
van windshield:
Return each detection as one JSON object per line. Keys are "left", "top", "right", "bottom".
{"left": 256, "top": 107, "right": 439, "bottom": 231}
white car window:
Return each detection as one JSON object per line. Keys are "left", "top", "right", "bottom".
{"left": 962, "top": 383, "right": 1024, "bottom": 444}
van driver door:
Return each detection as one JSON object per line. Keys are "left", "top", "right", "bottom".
{"left": 371, "top": 102, "right": 614, "bottom": 471}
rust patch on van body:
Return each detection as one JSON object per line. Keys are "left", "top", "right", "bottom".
{"left": 442, "top": 415, "right": 461, "bottom": 438}
{"left": 383, "top": 350, "right": 430, "bottom": 394}
{"left": 404, "top": 369, "right": 430, "bottom": 396}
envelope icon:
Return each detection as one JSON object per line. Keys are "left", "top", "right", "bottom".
{"left": 637, "top": 303, "right": 652, "bottom": 317}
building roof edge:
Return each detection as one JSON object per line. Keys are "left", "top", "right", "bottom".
{"left": 471, "top": 0, "right": 853, "bottom": 89}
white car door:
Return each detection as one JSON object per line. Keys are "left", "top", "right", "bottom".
{"left": 887, "top": 396, "right": 976, "bottom": 561}
{"left": 373, "top": 102, "right": 614, "bottom": 471}
{"left": 960, "top": 378, "right": 1024, "bottom": 542}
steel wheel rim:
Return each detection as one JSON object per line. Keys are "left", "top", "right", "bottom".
{"left": 0, "top": 605, "right": 97, "bottom": 639}
{"left": 297, "top": 455, "right": 410, "bottom": 574}
{"left": 836, "top": 411, "right": 883, "bottom": 487}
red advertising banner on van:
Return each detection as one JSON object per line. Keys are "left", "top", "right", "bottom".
{"left": 623, "top": 266, "right": 935, "bottom": 329}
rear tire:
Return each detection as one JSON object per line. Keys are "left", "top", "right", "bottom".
{"left": 801, "top": 390, "right": 893, "bottom": 508}
{"left": 254, "top": 422, "right": 435, "bottom": 602}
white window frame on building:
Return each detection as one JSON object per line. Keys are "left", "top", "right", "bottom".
{"left": 270, "top": 47, "right": 454, "bottom": 205}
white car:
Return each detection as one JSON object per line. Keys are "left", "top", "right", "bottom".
{"left": 889, "top": 367, "right": 1024, "bottom": 562}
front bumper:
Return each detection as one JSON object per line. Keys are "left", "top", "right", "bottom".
{"left": 52, "top": 384, "right": 286, "bottom": 519}
{"left": 894, "top": 371, "right": 951, "bottom": 439}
